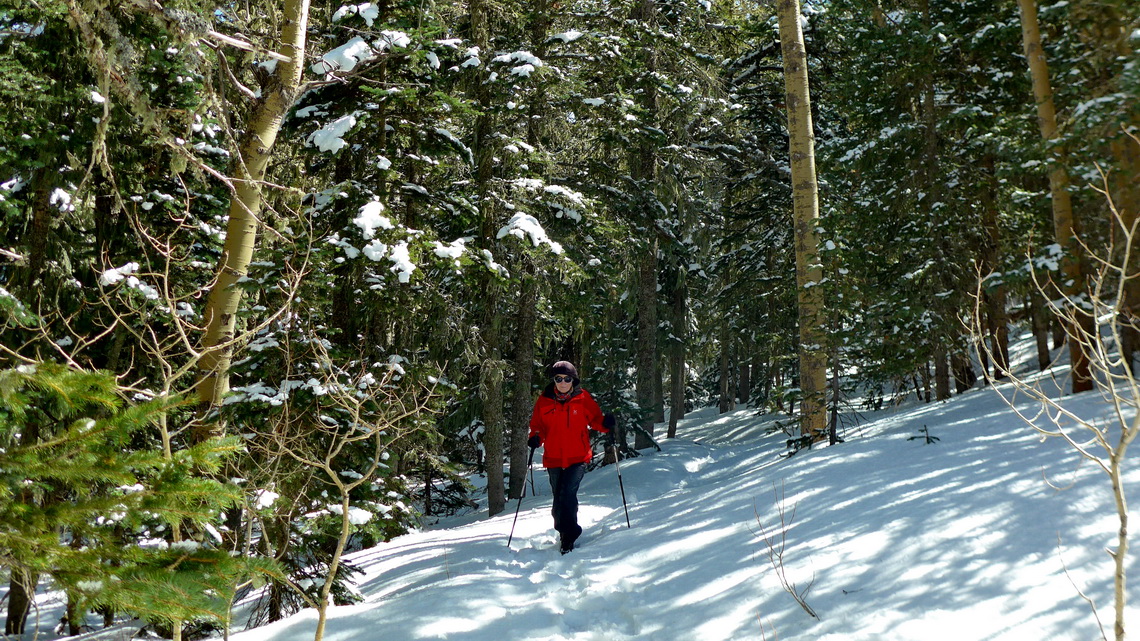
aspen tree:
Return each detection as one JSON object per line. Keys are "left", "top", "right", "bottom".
{"left": 776, "top": 0, "right": 827, "bottom": 441}
{"left": 1016, "top": 0, "right": 1092, "bottom": 393}
{"left": 196, "top": 0, "right": 312, "bottom": 423}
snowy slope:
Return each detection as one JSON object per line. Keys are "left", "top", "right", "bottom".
{"left": 10, "top": 364, "right": 1139, "bottom": 641}
{"left": 227, "top": 377, "right": 1137, "bottom": 641}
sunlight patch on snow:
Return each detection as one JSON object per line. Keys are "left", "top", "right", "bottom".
{"left": 683, "top": 456, "right": 712, "bottom": 473}
{"left": 673, "top": 566, "right": 758, "bottom": 607}
{"left": 38, "top": 328, "right": 1133, "bottom": 641}
{"left": 417, "top": 606, "right": 504, "bottom": 637}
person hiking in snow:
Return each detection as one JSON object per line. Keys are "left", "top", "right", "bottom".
{"left": 527, "top": 360, "right": 615, "bottom": 554}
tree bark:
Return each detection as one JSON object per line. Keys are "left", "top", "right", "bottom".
{"left": 196, "top": 0, "right": 310, "bottom": 429}
{"left": 979, "top": 155, "right": 1011, "bottom": 378}
{"left": 951, "top": 352, "right": 977, "bottom": 393}
{"left": 468, "top": 0, "right": 506, "bottom": 517}
{"left": 632, "top": 0, "right": 660, "bottom": 450}
{"left": 1017, "top": 0, "right": 1092, "bottom": 393}
{"left": 667, "top": 269, "right": 687, "bottom": 438}
{"left": 829, "top": 349, "right": 841, "bottom": 445}
{"left": 5, "top": 569, "right": 36, "bottom": 635}
{"left": 1029, "top": 289, "right": 1053, "bottom": 370}
{"left": 1113, "top": 132, "right": 1140, "bottom": 371}
{"left": 718, "top": 321, "right": 735, "bottom": 414}
{"left": 777, "top": 0, "right": 827, "bottom": 441}
{"left": 508, "top": 267, "right": 538, "bottom": 499}
{"left": 22, "top": 167, "right": 55, "bottom": 306}
{"left": 506, "top": 0, "right": 549, "bottom": 494}
{"left": 1110, "top": 438, "right": 1135, "bottom": 641}
{"left": 933, "top": 349, "right": 951, "bottom": 401}
{"left": 635, "top": 240, "right": 660, "bottom": 446}
{"left": 737, "top": 333, "right": 752, "bottom": 406}
{"left": 330, "top": 144, "right": 364, "bottom": 350}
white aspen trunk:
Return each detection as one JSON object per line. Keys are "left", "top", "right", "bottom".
{"left": 196, "top": 0, "right": 310, "bottom": 422}
{"left": 1016, "top": 0, "right": 1092, "bottom": 393}
{"left": 777, "top": 0, "right": 827, "bottom": 441}
{"left": 313, "top": 492, "right": 353, "bottom": 641}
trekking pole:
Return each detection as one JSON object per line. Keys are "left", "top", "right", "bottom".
{"left": 528, "top": 457, "right": 536, "bottom": 496}
{"left": 507, "top": 446, "right": 537, "bottom": 548}
{"left": 610, "top": 441, "right": 631, "bottom": 528}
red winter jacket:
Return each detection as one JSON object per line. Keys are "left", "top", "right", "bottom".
{"left": 528, "top": 384, "right": 608, "bottom": 469}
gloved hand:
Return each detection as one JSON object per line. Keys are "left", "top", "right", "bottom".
{"left": 527, "top": 434, "right": 541, "bottom": 449}
{"left": 602, "top": 413, "right": 616, "bottom": 430}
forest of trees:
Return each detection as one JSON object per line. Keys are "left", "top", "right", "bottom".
{"left": 1, "top": 0, "right": 1136, "bottom": 638}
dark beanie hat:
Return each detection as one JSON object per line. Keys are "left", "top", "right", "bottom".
{"left": 551, "top": 360, "right": 579, "bottom": 384}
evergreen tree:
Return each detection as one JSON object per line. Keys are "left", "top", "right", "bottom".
{"left": 0, "top": 362, "right": 278, "bottom": 636}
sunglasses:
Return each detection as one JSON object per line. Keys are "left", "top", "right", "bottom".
{"left": 553, "top": 375, "right": 574, "bottom": 383}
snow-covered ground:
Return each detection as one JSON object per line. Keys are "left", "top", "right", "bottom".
{"left": 10, "top": 345, "right": 1140, "bottom": 641}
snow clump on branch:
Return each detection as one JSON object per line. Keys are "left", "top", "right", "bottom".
{"left": 497, "top": 213, "right": 563, "bottom": 255}
{"left": 308, "top": 113, "right": 359, "bottom": 153}
{"left": 311, "top": 37, "right": 375, "bottom": 75}
{"left": 492, "top": 50, "right": 544, "bottom": 77}
{"left": 332, "top": 2, "right": 380, "bottom": 26}
{"left": 353, "top": 201, "right": 394, "bottom": 239}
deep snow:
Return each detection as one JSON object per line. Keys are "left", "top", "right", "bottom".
{"left": 8, "top": 341, "right": 1140, "bottom": 641}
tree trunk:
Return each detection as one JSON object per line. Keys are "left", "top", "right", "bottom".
{"left": 636, "top": 241, "right": 660, "bottom": 446}
{"left": 933, "top": 349, "right": 951, "bottom": 401}
{"left": 1029, "top": 289, "right": 1053, "bottom": 370}
{"left": 481, "top": 353, "right": 505, "bottom": 516}
{"left": 654, "top": 368, "right": 665, "bottom": 424}
{"left": 5, "top": 569, "right": 36, "bottom": 635}
{"left": 632, "top": 0, "right": 660, "bottom": 450}
{"left": 22, "top": 167, "right": 55, "bottom": 310}
{"left": 979, "top": 155, "right": 1010, "bottom": 378}
{"left": 1051, "top": 317, "right": 1066, "bottom": 351}
{"left": 668, "top": 350, "right": 684, "bottom": 438}
{"left": 66, "top": 590, "right": 83, "bottom": 635}
{"left": 508, "top": 267, "right": 538, "bottom": 499}
{"left": 196, "top": 0, "right": 310, "bottom": 429}
{"left": 774, "top": 365, "right": 785, "bottom": 413}
{"left": 829, "top": 350, "right": 841, "bottom": 445}
{"left": 952, "top": 352, "right": 977, "bottom": 393}
{"left": 1082, "top": 7, "right": 1139, "bottom": 374}
{"left": 330, "top": 144, "right": 365, "bottom": 350}
{"left": 1113, "top": 133, "right": 1140, "bottom": 372}
{"left": 718, "top": 321, "right": 735, "bottom": 414}
{"left": 1110, "top": 438, "right": 1135, "bottom": 641}
{"left": 468, "top": 0, "right": 506, "bottom": 517}
{"left": 1017, "top": 0, "right": 1092, "bottom": 393}
{"left": 667, "top": 270, "right": 687, "bottom": 439}
{"left": 737, "top": 333, "right": 752, "bottom": 406}
{"left": 313, "top": 492, "right": 356, "bottom": 641}
{"left": 777, "top": 0, "right": 828, "bottom": 442}
{"left": 762, "top": 355, "right": 773, "bottom": 408}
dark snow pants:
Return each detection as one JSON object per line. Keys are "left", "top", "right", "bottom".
{"left": 547, "top": 462, "right": 586, "bottom": 542}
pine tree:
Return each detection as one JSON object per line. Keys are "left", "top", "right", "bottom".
{"left": 0, "top": 362, "right": 279, "bottom": 636}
